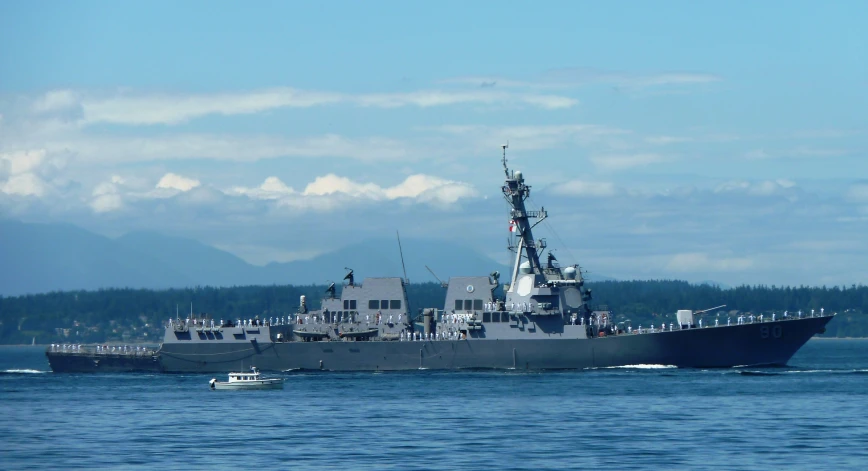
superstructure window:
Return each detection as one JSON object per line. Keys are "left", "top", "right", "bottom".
{"left": 464, "top": 300, "right": 472, "bottom": 311}
{"left": 454, "top": 300, "right": 462, "bottom": 310}
{"left": 390, "top": 300, "right": 401, "bottom": 309}
{"left": 349, "top": 300, "right": 357, "bottom": 310}
{"left": 483, "top": 312, "right": 491, "bottom": 323}
{"left": 473, "top": 299, "right": 483, "bottom": 311}
{"left": 369, "top": 300, "right": 379, "bottom": 310}
{"left": 343, "top": 300, "right": 349, "bottom": 310}
{"left": 493, "top": 312, "right": 501, "bottom": 323}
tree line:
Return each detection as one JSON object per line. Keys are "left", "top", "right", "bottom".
{"left": 1, "top": 280, "right": 865, "bottom": 344}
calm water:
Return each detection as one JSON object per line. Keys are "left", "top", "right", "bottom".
{"left": 2, "top": 340, "right": 867, "bottom": 471}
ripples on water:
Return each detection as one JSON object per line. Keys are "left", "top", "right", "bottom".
{"left": 2, "top": 340, "right": 868, "bottom": 470}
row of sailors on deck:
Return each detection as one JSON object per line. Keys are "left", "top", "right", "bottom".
{"left": 95, "top": 345, "right": 150, "bottom": 354}
{"left": 49, "top": 344, "right": 151, "bottom": 354}
{"left": 482, "top": 302, "right": 533, "bottom": 312}
{"left": 397, "top": 330, "right": 467, "bottom": 341}
{"left": 297, "top": 313, "right": 405, "bottom": 325}
{"left": 631, "top": 324, "right": 676, "bottom": 334}
{"left": 96, "top": 345, "right": 148, "bottom": 353}
{"left": 170, "top": 317, "right": 304, "bottom": 328}
{"left": 51, "top": 344, "right": 82, "bottom": 352}
{"left": 627, "top": 308, "right": 825, "bottom": 333}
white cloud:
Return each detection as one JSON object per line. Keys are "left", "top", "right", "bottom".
{"left": 664, "top": 252, "right": 754, "bottom": 273}
{"left": 0, "top": 150, "right": 53, "bottom": 197}
{"left": 845, "top": 183, "right": 868, "bottom": 203}
{"left": 789, "top": 147, "right": 848, "bottom": 158}
{"left": 353, "top": 90, "right": 576, "bottom": 110}
{"left": 231, "top": 173, "right": 477, "bottom": 207}
{"left": 303, "top": 174, "right": 384, "bottom": 198}
{"left": 156, "top": 173, "right": 201, "bottom": 192}
{"left": 442, "top": 69, "right": 722, "bottom": 90}
{"left": 0, "top": 149, "right": 46, "bottom": 175}
{"left": 80, "top": 88, "right": 342, "bottom": 125}
{"left": 744, "top": 149, "right": 770, "bottom": 159}
{"left": 1, "top": 173, "right": 47, "bottom": 197}
{"left": 32, "top": 90, "right": 79, "bottom": 113}
{"left": 35, "top": 133, "right": 412, "bottom": 164}
{"left": 714, "top": 180, "right": 799, "bottom": 197}
{"left": 549, "top": 180, "right": 617, "bottom": 197}
{"left": 645, "top": 136, "right": 692, "bottom": 145}
{"left": 28, "top": 87, "right": 578, "bottom": 126}
{"left": 228, "top": 176, "right": 295, "bottom": 200}
{"left": 745, "top": 147, "right": 847, "bottom": 160}
{"left": 90, "top": 181, "right": 123, "bottom": 213}
{"left": 385, "top": 174, "right": 477, "bottom": 204}
{"left": 302, "top": 173, "right": 477, "bottom": 204}
{"left": 590, "top": 153, "right": 668, "bottom": 171}
{"left": 433, "top": 124, "right": 628, "bottom": 154}
{"left": 548, "top": 69, "right": 721, "bottom": 89}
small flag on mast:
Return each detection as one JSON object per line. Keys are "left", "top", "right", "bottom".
{"left": 509, "top": 220, "right": 517, "bottom": 233}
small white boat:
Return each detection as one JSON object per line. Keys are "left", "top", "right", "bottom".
{"left": 209, "top": 367, "right": 283, "bottom": 390}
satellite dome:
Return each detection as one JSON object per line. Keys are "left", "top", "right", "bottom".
{"left": 519, "top": 261, "right": 531, "bottom": 274}
{"left": 563, "top": 267, "right": 577, "bottom": 279}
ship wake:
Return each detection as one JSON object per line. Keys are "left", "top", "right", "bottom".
{"left": 1, "top": 369, "right": 49, "bottom": 374}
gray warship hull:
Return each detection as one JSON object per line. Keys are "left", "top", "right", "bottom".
{"left": 46, "top": 351, "right": 162, "bottom": 373}
{"left": 156, "top": 316, "right": 832, "bottom": 372}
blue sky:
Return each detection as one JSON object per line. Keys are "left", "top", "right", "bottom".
{"left": 1, "top": 1, "right": 866, "bottom": 286}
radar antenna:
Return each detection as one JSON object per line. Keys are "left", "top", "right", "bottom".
{"left": 502, "top": 142, "right": 510, "bottom": 177}
{"left": 343, "top": 268, "right": 354, "bottom": 286}
{"left": 396, "top": 230, "right": 408, "bottom": 283}
{"left": 425, "top": 265, "right": 448, "bottom": 288}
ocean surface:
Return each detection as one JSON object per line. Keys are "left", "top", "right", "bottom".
{"left": 2, "top": 340, "right": 867, "bottom": 471}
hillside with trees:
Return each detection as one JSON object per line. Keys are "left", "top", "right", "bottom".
{"left": 1, "top": 281, "right": 865, "bottom": 344}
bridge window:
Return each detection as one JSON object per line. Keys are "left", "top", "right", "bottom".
{"left": 369, "top": 300, "right": 379, "bottom": 310}
{"left": 390, "top": 300, "right": 401, "bottom": 309}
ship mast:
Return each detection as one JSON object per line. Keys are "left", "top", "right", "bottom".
{"left": 501, "top": 145, "right": 547, "bottom": 290}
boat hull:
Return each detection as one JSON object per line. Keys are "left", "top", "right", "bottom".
{"left": 158, "top": 315, "right": 833, "bottom": 372}
{"left": 209, "top": 379, "right": 283, "bottom": 390}
{"left": 46, "top": 351, "right": 162, "bottom": 373}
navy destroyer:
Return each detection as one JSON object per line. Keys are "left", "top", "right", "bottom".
{"left": 48, "top": 147, "right": 833, "bottom": 373}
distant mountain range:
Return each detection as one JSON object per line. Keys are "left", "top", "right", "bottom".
{"left": 0, "top": 220, "right": 524, "bottom": 296}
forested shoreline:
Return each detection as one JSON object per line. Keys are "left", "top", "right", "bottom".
{"left": 1, "top": 280, "right": 866, "bottom": 344}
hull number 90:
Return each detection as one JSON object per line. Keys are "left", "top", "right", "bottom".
{"left": 760, "top": 325, "right": 783, "bottom": 339}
